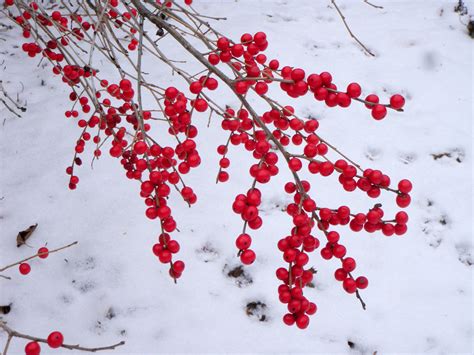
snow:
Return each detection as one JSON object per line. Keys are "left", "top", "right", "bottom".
{"left": 0, "top": 0, "right": 473, "bottom": 354}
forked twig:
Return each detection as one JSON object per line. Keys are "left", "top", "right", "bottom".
{"left": 331, "top": 0, "right": 375, "bottom": 56}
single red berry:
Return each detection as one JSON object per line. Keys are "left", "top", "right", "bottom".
{"left": 295, "top": 314, "right": 310, "bottom": 329}
{"left": 38, "top": 247, "right": 49, "bottom": 259}
{"left": 356, "top": 276, "right": 369, "bottom": 289}
{"left": 47, "top": 331, "right": 64, "bottom": 348}
{"left": 240, "top": 249, "right": 256, "bottom": 265}
{"left": 133, "top": 141, "right": 147, "bottom": 155}
{"left": 25, "top": 341, "right": 41, "bottom": 355}
{"left": 283, "top": 313, "right": 295, "bottom": 326}
{"left": 398, "top": 179, "right": 412, "bottom": 193}
{"left": 236, "top": 234, "right": 252, "bottom": 250}
{"left": 390, "top": 94, "right": 405, "bottom": 109}
{"left": 19, "top": 263, "right": 31, "bottom": 275}
{"left": 342, "top": 257, "right": 356, "bottom": 272}
{"left": 172, "top": 260, "right": 185, "bottom": 273}
{"left": 193, "top": 98, "right": 208, "bottom": 112}
{"left": 343, "top": 278, "right": 357, "bottom": 293}
{"left": 334, "top": 268, "right": 347, "bottom": 281}
{"left": 396, "top": 193, "right": 411, "bottom": 208}
{"left": 288, "top": 158, "right": 302, "bottom": 172}
{"left": 364, "top": 94, "right": 379, "bottom": 108}
{"left": 395, "top": 211, "right": 409, "bottom": 224}
{"left": 371, "top": 104, "right": 387, "bottom": 120}
{"left": 346, "top": 82, "right": 361, "bottom": 98}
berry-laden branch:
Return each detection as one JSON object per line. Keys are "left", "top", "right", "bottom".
{"left": 0, "top": 320, "right": 125, "bottom": 354}
{"left": 0, "top": 241, "right": 78, "bottom": 278}
{"left": 2, "top": 0, "right": 412, "bottom": 331}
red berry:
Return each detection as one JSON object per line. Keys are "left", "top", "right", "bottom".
{"left": 240, "top": 249, "right": 256, "bottom": 265}
{"left": 390, "top": 94, "right": 405, "bottom": 109}
{"left": 364, "top": 94, "right": 379, "bottom": 108}
{"left": 371, "top": 104, "right": 387, "bottom": 120}
{"left": 38, "top": 247, "right": 49, "bottom": 259}
{"left": 295, "top": 314, "right": 310, "bottom": 329}
{"left": 342, "top": 257, "right": 356, "bottom": 272}
{"left": 172, "top": 260, "right": 185, "bottom": 273}
{"left": 346, "top": 83, "right": 361, "bottom": 98}
{"left": 334, "top": 268, "right": 347, "bottom": 281}
{"left": 133, "top": 141, "right": 147, "bottom": 155}
{"left": 236, "top": 234, "right": 252, "bottom": 250}
{"left": 217, "top": 37, "right": 230, "bottom": 50}
{"left": 19, "top": 263, "right": 31, "bottom": 275}
{"left": 283, "top": 313, "right": 295, "bottom": 326}
{"left": 47, "top": 331, "right": 64, "bottom": 348}
{"left": 343, "top": 278, "right": 357, "bottom": 293}
{"left": 396, "top": 193, "right": 411, "bottom": 208}
{"left": 398, "top": 179, "right": 412, "bottom": 193}
{"left": 356, "top": 276, "right": 369, "bottom": 289}
{"left": 25, "top": 341, "right": 41, "bottom": 355}
{"left": 288, "top": 158, "right": 302, "bottom": 172}
{"left": 193, "top": 98, "right": 208, "bottom": 112}
{"left": 395, "top": 211, "right": 409, "bottom": 224}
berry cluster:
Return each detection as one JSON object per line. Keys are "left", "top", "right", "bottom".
{"left": 5, "top": 0, "right": 412, "bottom": 330}
{"left": 205, "top": 30, "right": 411, "bottom": 327}
{"left": 25, "top": 331, "right": 63, "bottom": 354}
{"left": 18, "top": 247, "right": 49, "bottom": 276}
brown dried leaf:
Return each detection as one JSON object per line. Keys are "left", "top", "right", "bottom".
{"left": 16, "top": 223, "right": 38, "bottom": 247}
{"left": 0, "top": 304, "right": 11, "bottom": 314}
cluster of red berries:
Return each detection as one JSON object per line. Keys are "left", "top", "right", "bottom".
{"left": 24, "top": 331, "right": 63, "bottom": 354}
{"left": 6, "top": 0, "right": 412, "bottom": 329}
{"left": 18, "top": 247, "right": 49, "bottom": 276}
{"left": 7, "top": 2, "right": 211, "bottom": 280}
{"left": 202, "top": 28, "right": 411, "bottom": 327}
{"left": 153, "top": 233, "right": 185, "bottom": 278}
{"left": 206, "top": 29, "right": 405, "bottom": 120}
{"left": 275, "top": 182, "right": 319, "bottom": 328}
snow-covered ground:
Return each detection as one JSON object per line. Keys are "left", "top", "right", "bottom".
{"left": 0, "top": 0, "right": 473, "bottom": 354}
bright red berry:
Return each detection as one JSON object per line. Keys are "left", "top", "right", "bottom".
{"left": 390, "top": 94, "right": 405, "bottom": 109}
{"left": 38, "top": 247, "right": 49, "bottom": 259}
{"left": 398, "top": 179, "right": 412, "bottom": 193}
{"left": 240, "top": 249, "right": 256, "bottom": 265}
{"left": 19, "top": 263, "right": 31, "bottom": 275}
{"left": 236, "top": 234, "right": 252, "bottom": 250}
{"left": 47, "top": 331, "right": 64, "bottom": 348}
{"left": 25, "top": 341, "right": 41, "bottom": 355}
{"left": 371, "top": 104, "right": 387, "bottom": 120}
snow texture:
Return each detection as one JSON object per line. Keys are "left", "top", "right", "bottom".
{"left": 0, "top": 0, "right": 473, "bottom": 354}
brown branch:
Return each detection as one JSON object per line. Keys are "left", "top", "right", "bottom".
{"left": 331, "top": 0, "right": 375, "bottom": 57}
{"left": 363, "top": 0, "right": 384, "bottom": 9}
{"left": 0, "top": 241, "right": 78, "bottom": 274}
{"left": 0, "top": 320, "right": 125, "bottom": 353}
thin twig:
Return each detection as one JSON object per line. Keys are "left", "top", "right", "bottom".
{"left": 331, "top": 0, "right": 375, "bottom": 56}
{"left": 363, "top": 0, "right": 384, "bottom": 9}
{"left": 0, "top": 320, "right": 125, "bottom": 353}
{"left": 0, "top": 241, "right": 78, "bottom": 274}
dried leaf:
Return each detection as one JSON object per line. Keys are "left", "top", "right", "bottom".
{"left": 16, "top": 223, "right": 38, "bottom": 247}
{"left": 0, "top": 304, "right": 11, "bottom": 314}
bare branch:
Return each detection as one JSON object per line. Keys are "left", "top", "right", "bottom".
{"left": 331, "top": 0, "right": 375, "bottom": 56}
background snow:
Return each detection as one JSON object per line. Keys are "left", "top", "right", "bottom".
{"left": 0, "top": 0, "right": 472, "bottom": 354}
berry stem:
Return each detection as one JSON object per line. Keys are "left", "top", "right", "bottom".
{"left": 0, "top": 241, "right": 78, "bottom": 275}
{"left": 0, "top": 320, "right": 125, "bottom": 353}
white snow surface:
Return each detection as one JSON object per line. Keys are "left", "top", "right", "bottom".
{"left": 0, "top": 0, "right": 473, "bottom": 354}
